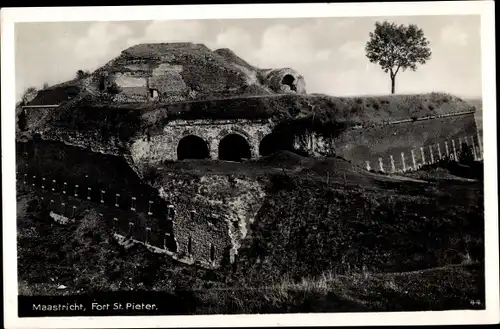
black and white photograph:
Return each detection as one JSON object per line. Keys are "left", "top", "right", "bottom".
{"left": 2, "top": 2, "right": 498, "bottom": 328}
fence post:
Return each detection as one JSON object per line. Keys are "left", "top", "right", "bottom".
{"left": 74, "top": 185, "right": 79, "bottom": 197}
{"left": 61, "top": 203, "right": 67, "bottom": 215}
{"left": 49, "top": 199, "right": 54, "bottom": 210}
{"left": 452, "top": 140, "right": 458, "bottom": 161}
{"left": 113, "top": 217, "right": 119, "bottom": 232}
{"left": 32, "top": 176, "right": 36, "bottom": 188}
{"left": 41, "top": 177, "right": 46, "bottom": 190}
{"left": 445, "top": 141, "right": 450, "bottom": 158}
{"left": 365, "top": 161, "right": 371, "bottom": 171}
{"left": 63, "top": 182, "right": 67, "bottom": 195}
{"left": 71, "top": 206, "right": 76, "bottom": 218}
{"left": 389, "top": 155, "right": 395, "bottom": 173}
{"left": 131, "top": 197, "right": 136, "bottom": 212}
{"left": 420, "top": 147, "right": 425, "bottom": 166}
{"left": 52, "top": 180, "right": 56, "bottom": 192}
{"left": 437, "top": 143, "right": 442, "bottom": 160}
{"left": 23, "top": 174, "right": 27, "bottom": 184}
{"left": 87, "top": 187, "right": 92, "bottom": 200}
{"left": 470, "top": 135, "right": 478, "bottom": 160}
{"left": 401, "top": 152, "right": 406, "bottom": 172}
{"left": 148, "top": 201, "right": 153, "bottom": 216}
{"left": 411, "top": 149, "right": 417, "bottom": 171}
{"left": 378, "top": 157, "right": 384, "bottom": 172}
{"left": 115, "top": 194, "right": 120, "bottom": 207}
{"left": 100, "top": 190, "right": 105, "bottom": 204}
{"left": 145, "top": 227, "right": 151, "bottom": 244}
{"left": 429, "top": 145, "right": 434, "bottom": 164}
{"left": 128, "top": 221, "right": 135, "bottom": 237}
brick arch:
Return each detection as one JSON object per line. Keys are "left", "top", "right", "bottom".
{"left": 176, "top": 134, "right": 210, "bottom": 160}
{"left": 217, "top": 128, "right": 253, "bottom": 142}
{"left": 218, "top": 133, "right": 253, "bottom": 161}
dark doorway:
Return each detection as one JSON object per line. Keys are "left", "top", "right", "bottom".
{"left": 218, "top": 134, "right": 251, "bottom": 161}
{"left": 164, "top": 233, "right": 177, "bottom": 253}
{"left": 177, "top": 135, "right": 209, "bottom": 160}
{"left": 210, "top": 244, "right": 216, "bottom": 263}
{"left": 259, "top": 133, "right": 293, "bottom": 156}
{"left": 281, "top": 74, "right": 297, "bottom": 92}
{"left": 149, "top": 89, "right": 159, "bottom": 99}
{"left": 188, "top": 236, "right": 192, "bottom": 255}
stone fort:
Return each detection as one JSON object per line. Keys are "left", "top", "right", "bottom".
{"left": 16, "top": 42, "right": 481, "bottom": 268}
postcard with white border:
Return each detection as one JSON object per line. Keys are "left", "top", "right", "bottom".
{"left": 2, "top": 2, "right": 499, "bottom": 328}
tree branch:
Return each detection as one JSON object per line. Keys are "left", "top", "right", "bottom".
{"left": 394, "top": 64, "right": 401, "bottom": 77}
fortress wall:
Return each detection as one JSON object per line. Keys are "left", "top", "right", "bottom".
{"left": 112, "top": 72, "right": 149, "bottom": 102}
{"left": 114, "top": 74, "right": 148, "bottom": 88}
{"left": 20, "top": 104, "right": 145, "bottom": 158}
{"left": 150, "top": 64, "right": 189, "bottom": 95}
{"left": 293, "top": 112, "right": 478, "bottom": 170}
{"left": 172, "top": 207, "right": 230, "bottom": 267}
{"left": 335, "top": 113, "right": 478, "bottom": 170}
{"left": 17, "top": 139, "right": 144, "bottom": 192}
{"left": 16, "top": 140, "right": 235, "bottom": 268}
{"left": 129, "top": 119, "right": 273, "bottom": 169}
{"left": 155, "top": 174, "right": 264, "bottom": 267}
{"left": 111, "top": 66, "right": 191, "bottom": 103}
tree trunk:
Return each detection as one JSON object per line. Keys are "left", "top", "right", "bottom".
{"left": 391, "top": 75, "right": 396, "bottom": 94}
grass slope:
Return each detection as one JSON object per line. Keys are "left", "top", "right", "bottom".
{"left": 20, "top": 91, "right": 475, "bottom": 155}
{"left": 17, "top": 156, "right": 484, "bottom": 313}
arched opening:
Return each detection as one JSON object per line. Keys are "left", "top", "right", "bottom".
{"left": 281, "top": 74, "right": 297, "bottom": 92}
{"left": 149, "top": 88, "right": 159, "bottom": 99}
{"left": 259, "top": 133, "right": 295, "bottom": 156}
{"left": 177, "top": 135, "right": 209, "bottom": 160}
{"left": 218, "top": 134, "right": 251, "bottom": 161}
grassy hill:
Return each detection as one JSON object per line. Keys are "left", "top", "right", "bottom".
{"left": 19, "top": 91, "right": 475, "bottom": 159}
{"left": 17, "top": 153, "right": 484, "bottom": 313}
{"left": 465, "top": 98, "right": 483, "bottom": 136}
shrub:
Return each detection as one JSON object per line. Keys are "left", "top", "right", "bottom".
{"left": 106, "top": 82, "right": 122, "bottom": 95}
{"left": 76, "top": 70, "right": 90, "bottom": 80}
{"left": 459, "top": 143, "right": 475, "bottom": 166}
{"left": 269, "top": 173, "right": 297, "bottom": 192}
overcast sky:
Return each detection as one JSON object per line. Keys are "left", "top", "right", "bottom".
{"left": 15, "top": 15, "right": 481, "bottom": 101}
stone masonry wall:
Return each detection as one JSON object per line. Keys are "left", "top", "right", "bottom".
{"left": 130, "top": 119, "right": 274, "bottom": 169}
{"left": 17, "top": 142, "right": 236, "bottom": 269}
{"left": 294, "top": 112, "right": 479, "bottom": 171}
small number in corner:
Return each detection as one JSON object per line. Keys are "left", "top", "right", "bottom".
{"left": 469, "top": 299, "right": 482, "bottom": 306}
